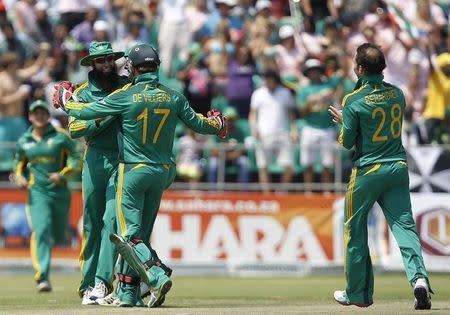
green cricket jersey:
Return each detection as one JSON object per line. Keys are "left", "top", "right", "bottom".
{"left": 65, "top": 72, "right": 220, "bottom": 164}
{"left": 68, "top": 72, "right": 129, "bottom": 150}
{"left": 15, "top": 124, "right": 82, "bottom": 192}
{"left": 297, "top": 80, "right": 336, "bottom": 129}
{"left": 338, "top": 74, "right": 407, "bottom": 167}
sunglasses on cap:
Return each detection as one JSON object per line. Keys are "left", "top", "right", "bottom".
{"left": 93, "top": 54, "right": 116, "bottom": 64}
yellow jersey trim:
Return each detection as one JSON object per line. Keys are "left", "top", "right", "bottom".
{"left": 364, "top": 163, "right": 381, "bottom": 176}
{"left": 109, "top": 83, "right": 132, "bottom": 97}
{"left": 117, "top": 163, "right": 127, "bottom": 236}
{"left": 73, "top": 82, "right": 89, "bottom": 97}
{"left": 344, "top": 167, "right": 357, "bottom": 277}
{"left": 131, "top": 163, "right": 146, "bottom": 171}
{"left": 341, "top": 84, "right": 368, "bottom": 107}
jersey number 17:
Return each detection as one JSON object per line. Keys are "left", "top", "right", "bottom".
{"left": 137, "top": 108, "right": 170, "bottom": 144}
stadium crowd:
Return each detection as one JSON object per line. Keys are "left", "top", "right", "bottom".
{"left": 0, "top": 0, "right": 449, "bottom": 190}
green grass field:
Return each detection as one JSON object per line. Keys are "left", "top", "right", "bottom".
{"left": 0, "top": 273, "right": 449, "bottom": 314}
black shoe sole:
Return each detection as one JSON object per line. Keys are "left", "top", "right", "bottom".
{"left": 414, "top": 286, "right": 431, "bottom": 310}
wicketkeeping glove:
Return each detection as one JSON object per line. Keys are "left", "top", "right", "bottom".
{"left": 52, "top": 81, "right": 74, "bottom": 110}
{"left": 207, "top": 109, "right": 228, "bottom": 139}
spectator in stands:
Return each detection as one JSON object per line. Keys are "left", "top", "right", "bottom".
{"left": 297, "top": 58, "right": 337, "bottom": 193}
{"left": 226, "top": 44, "right": 255, "bottom": 118}
{"left": 92, "top": 20, "right": 110, "bottom": 43}
{"left": 207, "top": 19, "right": 234, "bottom": 95}
{"left": 207, "top": 106, "right": 250, "bottom": 185}
{"left": 420, "top": 52, "right": 450, "bottom": 144}
{"left": 176, "top": 42, "right": 212, "bottom": 115}
{"left": 249, "top": 70, "right": 296, "bottom": 192}
{"left": 186, "top": 0, "right": 210, "bottom": 42}
{"left": 205, "top": 0, "right": 243, "bottom": 38}
{"left": 34, "top": 1, "right": 53, "bottom": 43}
{"left": 0, "top": 22, "right": 28, "bottom": 63}
{"left": 0, "top": 43, "right": 50, "bottom": 172}
{"left": 301, "top": 0, "right": 338, "bottom": 28}
{"left": 297, "top": 16, "right": 323, "bottom": 58}
{"left": 13, "top": 0, "right": 37, "bottom": 37}
{"left": 57, "top": 0, "right": 88, "bottom": 31}
{"left": 177, "top": 128, "right": 208, "bottom": 186}
{"left": 371, "top": 2, "right": 414, "bottom": 91}
{"left": 70, "top": 7, "right": 99, "bottom": 47}
{"left": 50, "top": 22, "right": 71, "bottom": 72}
{"left": 275, "top": 24, "right": 303, "bottom": 83}
{"left": 247, "top": 9, "right": 275, "bottom": 64}
{"left": 320, "top": 17, "right": 345, "bottom": 58}
{"left": 409, "top": 0, "right": 447, "bottom": 35}
{"left": 113, "top": 2, "right": 151, "bottom": 57}
{"left": 158, "top": 0, "right": 191, "bottom": 77}
{"left": 255, "top": 0, "right": 272, "bottom": 20}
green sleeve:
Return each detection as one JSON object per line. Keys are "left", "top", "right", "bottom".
{"left": 59, "top": 135, "right": 83, "bottom": 180}
{"left": 177, "top": 96, "right": 220, "bottom": 135}
{"left": 68, "top": 83, "right": 98, "bottom": 139}
{"left": 338, "top": 104, "right": 358, "bottom": 150}
{"left": 68, "top": 84, "right": 120, "bottom": 139}
{"left": 65, "top": 86, "right": 129, "bottom": 120}
{"left": 68, "top": 115, "right": 117, "bottom": 139}
{"left": 13, "top": 140, "right": 27, "bottom": 179}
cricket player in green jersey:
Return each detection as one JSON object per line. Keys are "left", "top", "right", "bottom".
{"left": 56, "top": 43, "right": 227, "bottom": 307}
{"left": 61, "top": 42, "right": 172, "bottom": 306}
{"left": 66, "top": 41, "right": 128, "bottom": 304}
{"left": 13, "top": 100, "right": 81, "bottom": 292}
{"left": 329, "top": 43, "right": 432, "bottom": 310}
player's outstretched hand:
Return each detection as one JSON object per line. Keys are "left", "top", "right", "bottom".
{"left": 53, "top": 81, "right": 74, "bottom": 110}
{"left": 328, "top": 105, "right": 343, "bottom": 124}
{"left": 207, "top": 109, "right": 228, "bottom": 139}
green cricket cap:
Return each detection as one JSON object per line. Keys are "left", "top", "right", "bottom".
{"left": 80, "top": 41, "right": 124, "bottom": 66}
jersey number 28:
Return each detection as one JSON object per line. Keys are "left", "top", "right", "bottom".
{"left": 371, "top": 103, "right": 402, "bottom": 142}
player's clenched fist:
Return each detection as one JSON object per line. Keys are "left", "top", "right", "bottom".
{"left": 207, "top": 109, "right": 228, "bottom": 139}
{"left": 52, "top": 81, "right": 74, "bottom": 110}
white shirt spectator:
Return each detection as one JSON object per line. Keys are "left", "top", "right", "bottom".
{"left": 250, "top": 85, "right": 295, "bottom": 137}
{"left": 159, "top": 0, "right": 189, "bottom": 23}
{"left": 57, "top": 0, "right": 88, "bottom": 13}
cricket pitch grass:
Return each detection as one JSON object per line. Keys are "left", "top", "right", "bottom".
{"left": 0, "top": 273, "right": 449, "bottom": 314}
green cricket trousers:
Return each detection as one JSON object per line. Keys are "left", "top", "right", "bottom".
{"left": 115, "top": 162, "right": 175, "bottom": 301}
{"left": 343, "top": 160, "right": 430, "bottom": 305}
{"left": 27, "top": 186, "right": 70, "bottom": 283}
{"left": 78, "top": 146, "right": 118, "bottom": 295}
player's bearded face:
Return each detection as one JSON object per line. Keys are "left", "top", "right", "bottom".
{"left": 91, "top": 62, "right": 119, "bottom": 92}
{"left": 93, "top": 54, "right": 116, "bottom": 75}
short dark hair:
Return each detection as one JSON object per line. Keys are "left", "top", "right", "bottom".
{"left": 355, "top": 43, "right": 386, "bottom": 75}
{"left": 263, "top": 70, "right": 281, "bottom": 84}
{"left": 135, "top": 63, "right": 158, "bottom": 74}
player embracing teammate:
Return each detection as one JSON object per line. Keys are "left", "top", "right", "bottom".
{"left": 54, "top": 43, "right": 227, "bottom": 307}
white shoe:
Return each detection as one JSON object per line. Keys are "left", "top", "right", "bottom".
{"left": 81, "top": 287, "right": 96, "bottom": 305}
{"left": 37, "top": 280, "right": 52, "bottom": 292}
{"left": 90, "top": 281, "right": 108, "bottom": 301}
{"left": 148, "top": 291, "right": 166, "bottom": 307}
{"left": 333, "top": 290, "right": 372, "bottom": 307}
{"left": 97, "top": 293, "right": 120, "bottom": 306}
{"left": 414, "top": 278, "right": 431, "bottom": 310}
